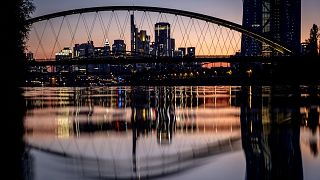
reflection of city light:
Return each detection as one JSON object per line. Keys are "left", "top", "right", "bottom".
{"left": 57, "top": 116, "right": 71, "bottom": 138}
{"left": 249, "top": 86, "right": 252, "bottom": 109}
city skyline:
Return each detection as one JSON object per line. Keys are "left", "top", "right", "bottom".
{"left": 32, "top": 0, "right": 320, "bottom": 43}
{"left": 27, "top": 0, "right": 319, "bottom": 59}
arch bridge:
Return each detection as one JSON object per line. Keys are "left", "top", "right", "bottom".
{"left": 26, "top": 5, "right": 294, "bottom": 64}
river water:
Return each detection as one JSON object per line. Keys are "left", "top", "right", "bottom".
{"left": 22, "top": 86, "right": 320, "bottom": 180}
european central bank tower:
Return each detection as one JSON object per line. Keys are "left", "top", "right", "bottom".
{"left": 241, "top": 0, "right": 301, "bottom": 56}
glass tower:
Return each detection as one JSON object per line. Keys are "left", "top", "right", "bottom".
{"left": 241, "top": 0, "right": 301, "bottom": 56}
{"left": 155, "top": 22, "right": 171, "bottom": 57}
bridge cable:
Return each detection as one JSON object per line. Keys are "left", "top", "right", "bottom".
{"left": 33, "top": 20, "right": 48, "bottom": 59}
{"left": 212, "top": 24, "right": 220, "bottom": 55}
{"left": 49, "top": 17, "right": 65, "bottom": 59}
{"left": 105, "top": 12, "right": 115, "bottom": 43}
{"left": 176, "top": 16, "right": 186, "bottom": 48}
{"left": 185, "top": 18, "right": 194, "bottom": 48}
{"left": 170, "top": 15, "right": 179, "bottom": 36}
{"left": 114, "top": 11, "right": 123, "bottom": 39}
{"left": 199, "top": 19, "right": 210, "bottom": 55}
{"left": 89, "top": 12, "right": 98, "bottom": 42}
{"left": 65, "top": 15, "right": 81, "bottom": 49}
{"left": 82, "top": 14, "right": 92, "bottom": 41}
{"left": 224, "top": 28, "right": 231, "bottom": 54}
{"left": 192, "top": 18, "right": 204, "bottom": 55}
{"left": 97, "top": 12, "right": 107, "bottom": 46}
{"left": 198, "top": 20, "right": 210, "bottom": 55}
{"left": 145, "top": 12, "right": 155, "bottom": 41}
{"left": 122, "top": 11, "right": 131, "bottom": 43}
{"left": 138, "top": 10, "right": 146, "bottom": 31}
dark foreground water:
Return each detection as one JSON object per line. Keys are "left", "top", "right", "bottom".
{"left": 22, "top": 86, "right": 320, "bottom": 180}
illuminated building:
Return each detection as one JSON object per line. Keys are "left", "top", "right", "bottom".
{"left": 241, "top": 0, "right": 301, "bottom": 56}
{"left": 25, "top": 52, "right": 34, "bottom": 61}
{"left": 187, "top": 47, "right": 196, "bottom": 57}
{"left": 241, "top": 0, "right": 262, "bottom": 56}
{"left": 155, "top": 22, "right": 171, "bottom": 57}
{"left": 270, "top": 0, "right": 301, "bottom": 54}
{"left": 112, "top": 39, "right": 126, "bottom": 55}
{"left": 177, "top": 47, "right": 186, "bottom": 57}
{"left": 73, "top": 41, "right": 94, "bottom": 57}
{"left": 131, "top": 14, "right": 151, "bottom": 56}
{"left": 55, "top": 47, "right": 72, "bottom": 60}
{"left": 136, "top": 30, "right": 150, "bottom": 55}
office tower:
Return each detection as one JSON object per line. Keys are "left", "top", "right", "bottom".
{"left": 137, "top": 30, "right": 150, "bottom": 55}
{"left": 55, "top": 47, "right": 72, "bottom": 60}
{"left": 241, "top": 0, "right": 263, "bottom": 56}
{"left": 170, "top": 39, "right": 175, "bottom": 57}
{"left": 241, "top": 0, "right": 301, "bottom": 56}
{"left": 270, "top": 0, "right": 301, "bottom": 54}
{"left": 187, "top": 47, "right": 196, "bottom": 57}
{"left": 112, "top": 39, "right": 126, "bottom": 54}
{"left": 73, "top": 41, "right": 94, "bottom": 57}
{"left": 131, "top": 14, "right": 138, "bottom": 53}
{"left": 103, "top": 39, "right": 111, "bottom": 56}
{"left": 155, "top": 22, "right": 171, "bottom": 57}
{"left": 131, "top": 14, "right": 151, "bottom": 56}
{"left": 178, "top": 48, "right": 186, "bottom": 57}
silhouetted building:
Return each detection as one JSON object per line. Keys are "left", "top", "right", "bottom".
{"left": 131, "top": 14, "right": 138, "bottom": 53}
{"left": 177, "top": 47, "right": 186, "bottom": 57}
{"left": 270, "top": 0, "right": 301, "bottom": 54}
{"left": 241, "top": 0, "right": 262, "bottom": 56}
{"left": 25, "top": 52, "right": 34, "bottom": 61}
{"left": 187, "top": 47, "right": 196, "bottom": 57}
{"left": 103, "top": 39, "right": 111, "bottom": 56}
{"left": 170, "top": 38, "right": 175, "bottom": 57}
{"left": 55, "top": 47, "right": 72, "bottom": 60}
{"left": 73, "top": 41, "right": 94, "bottom": 57}
{"left": 241, "top": 0, "right": 301, "bottom": 56}
{"left": 131, "top": 14, "right": 151, "bottom": 56}
{"left": 137, "top": 30, "right": 151, "bottom": 55}
{"left": 155, "top": 22, "right": 171, "bottom": 57}
{"left": 112, "top": 39, "right": 126, "bottom": 55}
{"left": 300, "top": 42, "right": 309, "bottom": 55}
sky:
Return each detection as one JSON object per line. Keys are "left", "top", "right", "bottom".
{"left": 28, "top": 0, "right": 320, "bottom": 59}
{"left": 32, "top": 0, "right": 320, "bottom": 42}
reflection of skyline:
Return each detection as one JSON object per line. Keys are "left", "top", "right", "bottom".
{"left": 24, "top": 86, "right": 241, "bottom": 137}
{"left": 22, "top": 86, "right": 320, "bottom": 179}
{"left": 240, "top": 86, "right": 303, "bottom": 180}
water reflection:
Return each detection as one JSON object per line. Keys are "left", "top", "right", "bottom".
{"left": 240, "top": 86, "right": 303, "bottom": 180}
{"left": 22, "top": 86, "right": 320, "bottom": 179}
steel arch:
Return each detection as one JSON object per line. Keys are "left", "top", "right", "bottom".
{"left": 26, "top": 6, "right": 294, "bottom": 55}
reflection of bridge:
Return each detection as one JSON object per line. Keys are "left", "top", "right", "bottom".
{"left": 23, "top": 86, "right": 242, "bottom": 178}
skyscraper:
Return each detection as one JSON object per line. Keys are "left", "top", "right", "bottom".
{"left": 241, "top": 0, "right": 262, "bottom": 56}
{"left": 131, "top": 14, "right": 138, "bottom": 53}
{"left": 136, "top": 30, "right": 150, "bottom": 55}
{"left": 112, "top": 40, "right": 126, "bottom": 55}
{"left": 131, "top": 14, "right": 151, "bottom": 56}
{"left": 155, "top": 22, "right": 171, "bottom": 57}
{"left": 241, "top": 0, "right": 301, "bottom": 56}
{"left": 270, "top": 0, "right": 301, "bottom": 54}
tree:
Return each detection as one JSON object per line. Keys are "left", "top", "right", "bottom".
{"left": 4, "top": 0, "right": 35, "bottom": 89}
{"left": 3, "top": 1, "right": 35, "bottom": 180}
{"left": 306, "top": 24, "right": 319, "bottom": 56}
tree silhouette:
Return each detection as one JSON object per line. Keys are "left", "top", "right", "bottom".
{"left": 5, "top": 0, "right": 35, "bottom": 89}
{"left": 306, "top": 24, "right": 319, "bottom": 57}
{"left": 4, "top": 1, "right": 34, "bottom": 180}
